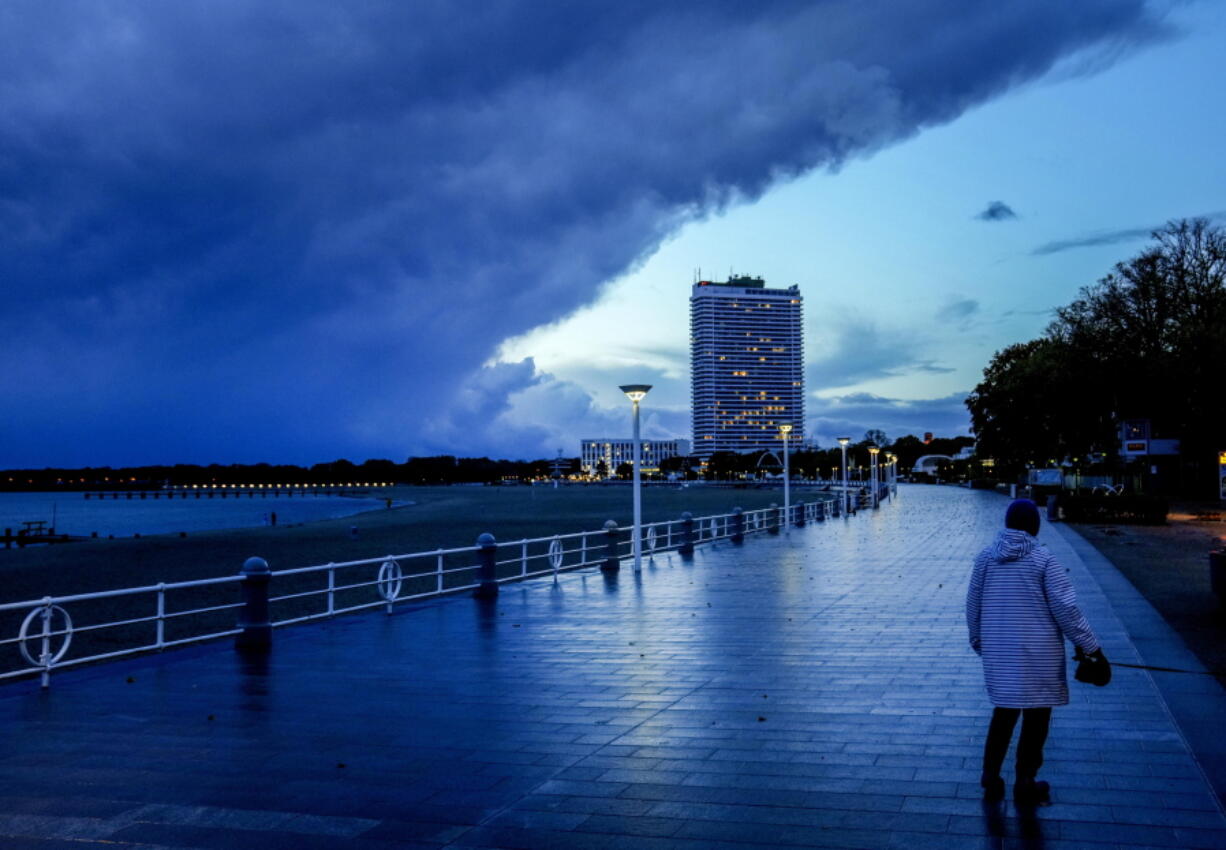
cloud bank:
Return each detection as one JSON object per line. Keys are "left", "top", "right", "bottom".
{"left": 0, "top": 1, "right": 1166, "bottom": 464}
{"left": 1031, "top": 210, "right": 1226, "bottom": 255}
{"left": 808, "top": 392, "right": 973, "bottom": 449}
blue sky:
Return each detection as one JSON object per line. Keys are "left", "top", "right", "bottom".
{"left": 499, "top": 0, "right": 1226, "bottom": 451}
{"left": 1, "top": 1, "right": 1222, "bottom": 466}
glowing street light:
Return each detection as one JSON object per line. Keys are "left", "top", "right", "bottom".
{"left": 619, "top": 384, "right": 652, "bottom": 572}
{"left": 837, "top": 437, "right": 850, "bottom": 516}
{"left": 780, "top": 424, "right": 793, "bottom": 530}
{"left": 868, "top": 446, "right": 880, "bottom": 509}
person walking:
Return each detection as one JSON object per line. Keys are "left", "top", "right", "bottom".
{"left": 966, "top": 498, "right": 1104, "bottom": 804}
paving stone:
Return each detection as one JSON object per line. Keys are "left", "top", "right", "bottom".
{"left": 0, "top": 486, "right": 1223, "bottom": 848}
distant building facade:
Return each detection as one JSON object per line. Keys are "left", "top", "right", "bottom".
{"left": 580, "top": 438, "right": 691, "bottom": 478}
{"left": 690, "top": 275, "right": 804, "bottom": 459}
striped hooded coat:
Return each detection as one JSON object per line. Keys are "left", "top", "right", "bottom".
{"left": 966, "top": 529, "right": 1099, "bottom": 708}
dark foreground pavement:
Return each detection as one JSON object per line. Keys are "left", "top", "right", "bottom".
{"left": 1, "top": 485, "right": 1224, "bottom": 849}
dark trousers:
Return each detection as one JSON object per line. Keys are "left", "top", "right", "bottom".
{"left": 982, "top": 706, "right": 1052, "bottom": 781}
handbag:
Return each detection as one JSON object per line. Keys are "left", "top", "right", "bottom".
{"left": 1073, "top": 647, "right": 1111, "bottom": 686}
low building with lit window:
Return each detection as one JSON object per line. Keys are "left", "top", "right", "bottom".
{"left": 580, "top": 438, "right": 691, "bottom": 478}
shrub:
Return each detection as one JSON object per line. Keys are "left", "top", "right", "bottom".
{"left": 1059, "top": 494, "right": 1167, "bottom": 525}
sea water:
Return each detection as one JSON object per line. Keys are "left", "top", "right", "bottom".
{"left": 0, "top": 491, "right": 396, "bottom": 538}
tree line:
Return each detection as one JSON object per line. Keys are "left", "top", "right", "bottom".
{"left": 645, "top": 432, "right": 974, "bottom": 482}
{"left": 5, "top": 432, "right": 980, "bottom": 490}
{"left": 966, "top": 218, "right": 1226, "bottom": 496}
{"left": 0, "top": 456, "right": 581, "bottom": 490}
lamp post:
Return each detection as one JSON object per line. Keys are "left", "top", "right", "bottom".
{"left": 869, "top": 446, "right": 880, "bottom": 508}
{"left": 779, "top": 424, "right": 793, "bottom": 530}
{"left": 619, "top": 384, "right": 651, "bottom": 572}
{"left": 886, "top": 452, "right": 897, "bottom": 495}
{"left": 837, "top": 437, "right": 850, "bottom": 516}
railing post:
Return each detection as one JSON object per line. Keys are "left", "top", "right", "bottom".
{"left": 475, "top": 533, "right": 499, "bottom": 599}
{"left": 235, "top": 556, "right": 272, "bottom": 652}
{"left": 39, "top": 598, "right": 53, "bottom": 688}
{"left": 435, "top": 548, "right": 444, "bottom": 594}
{"left": 795, "top": 502, "right": 806, "bottom": 528}
{"left": 769, "top": 502, "right": 780, "bottom": 535}
{"left": 601, "top": 520, "right": 620, "bottom": 573}
{"left": 678, "top": 512, "right": 694, "bottom": 557}
{"left": 327, "top": 564, "right": 335, "bottom": 616}
{"left": 156, "top": 583, "right": 165, "bottom": 649}
{"left": 731, "top": 507, "right": 744, "bottom": 544}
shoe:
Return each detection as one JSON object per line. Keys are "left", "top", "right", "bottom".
{"left": 1014, "top": 778, "right": 1051, "bottom": 805}
{"left": 981, "top": 774, "right": 1005, "bottom": 801}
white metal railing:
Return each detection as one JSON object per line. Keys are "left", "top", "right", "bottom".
{"left": 0, "top": 495, "right": 871, "bottom": 686}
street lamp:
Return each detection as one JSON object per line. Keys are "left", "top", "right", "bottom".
{"left": 619, "top": 384, "right": 652, "bottom": 572}
{"left": 886, "top": 452, "right": 897, "bottom": 495}
{"left": 779, "top": 424, "right": 793, "bottom": 530}
{"left": 837, "top": 437, "right": 850, "bottom": 516}
{"left": 868, "top": 446, "right": 880, "bottom": 509}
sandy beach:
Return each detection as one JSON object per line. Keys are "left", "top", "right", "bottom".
{"left": 0, "top": 484, "right": 799, "bottom": 665}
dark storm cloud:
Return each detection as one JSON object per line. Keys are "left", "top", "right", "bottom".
{"left": 0, "top": 1, "right": 1167, "bottom": 464}
{"left": 1031, "top": 210, "right": 1226, "bottom": 255}
{"left": 975, "top": 201, "right": 1018, "bottom": 221}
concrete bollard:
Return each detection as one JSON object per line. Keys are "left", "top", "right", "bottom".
{"left": 678, "top": 512, "right": 695, "bottom": 557}
{"left": 731, "top": 507, "right": 744, "bottom": 544}
{"left": 601, "top": 520, "right": 620, "bottom": 573}
{"left": 235, "top": 556, "right": 272, "bottom": 651}
{"left": 769, "top": 503, "right": 780, "bottom": 535}
{"left": 475, "top": 533, "right": 499, "bottom": 598}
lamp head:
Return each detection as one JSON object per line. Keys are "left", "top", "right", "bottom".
{"left": 779, "top": 424, "right": 793, "bottom": 435}
{"left": 619, "top": 384, "right": 652, "bottom": 403}
{"left": 837, "top": 437, "right": 849, "bottom": 447}
{"left": 868, "top": 446, "right": 880, "bottom": 455}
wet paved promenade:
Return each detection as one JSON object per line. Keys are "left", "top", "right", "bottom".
{"left": 1, "top": 486, "right": 1225, "bottom": 849}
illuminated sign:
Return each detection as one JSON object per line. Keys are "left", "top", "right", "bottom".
{"left": 1220, "top": 451, "right": 1226, "bottom": 501}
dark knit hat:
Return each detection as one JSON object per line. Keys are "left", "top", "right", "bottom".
{"left": 1005, "top": 499, "right": 1041, "bottom": 537}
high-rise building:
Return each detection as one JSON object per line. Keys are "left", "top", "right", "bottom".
{"left": 690, "top": 275, "right": 804, "bottom": 459}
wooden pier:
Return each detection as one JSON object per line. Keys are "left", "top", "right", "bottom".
{"left": 2, "top": 521, "right": 80, "bottom": 549}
